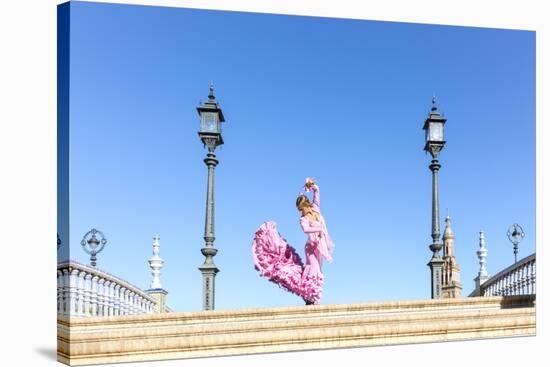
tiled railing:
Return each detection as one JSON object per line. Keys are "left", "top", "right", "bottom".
{"left": 57, "top": 260, "right": 167, "bottom": 317}
{"left": 480, "top": 254, "right": 536, "bottom": 297}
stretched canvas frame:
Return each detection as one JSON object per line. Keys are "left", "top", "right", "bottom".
{"left": 57, "top": 1, "right": 537, "bottom": 365}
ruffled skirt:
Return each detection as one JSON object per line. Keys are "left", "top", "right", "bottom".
{"left": 252, "top": 221, "right": 323, "bottom": 304}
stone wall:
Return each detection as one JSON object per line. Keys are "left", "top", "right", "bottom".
{"left": 58, "top": 295, "right": 535, "bottom": 366}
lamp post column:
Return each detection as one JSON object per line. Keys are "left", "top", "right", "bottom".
{"left": 430, "top": 159, "right": 441, "bottom": 244}
{"left": 428, "top": 158, "right": 444, "bottom": 299}
{"left": 199, "top": 145, "right": 220, "bottom": 311}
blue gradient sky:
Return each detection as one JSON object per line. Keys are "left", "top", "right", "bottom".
{"left": 61, "top": 1, "right": 536, "bottom": 311}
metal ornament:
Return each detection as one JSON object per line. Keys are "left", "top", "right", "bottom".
{"left": 81, "top": 228, "right": 107, "bottom": 267}
{"left": 507, "top": 223, "right": 525, "bottom": 263}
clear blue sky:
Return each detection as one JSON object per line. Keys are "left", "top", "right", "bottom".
{"left": 59, "top": 1, "right": 536, "bottom": 312}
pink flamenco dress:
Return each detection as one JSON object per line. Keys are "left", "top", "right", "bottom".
{"left": 251, "top": 181, "right": 334, "bottom": 305}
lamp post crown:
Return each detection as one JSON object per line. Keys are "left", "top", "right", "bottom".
{"left": 208, "top": 81, "right": 215, "bottom": 100}
{"left": 429, "top": 95, "right": 444, "bottom": 117}
{"left": 197, "top": 82, "right": 226, "bottom": 149}
{"left": 197, "top": 82, "right": 225, "bottom": 121}
{"left": 423, "top": 96, "right": 447, "bottom": 157}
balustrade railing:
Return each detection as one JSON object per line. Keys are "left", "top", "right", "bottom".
{"left": 57, "top": 260, "right": 170, "bottom": 317}
{"left": 478, "top": 254, "right": 536, "bottom": 297}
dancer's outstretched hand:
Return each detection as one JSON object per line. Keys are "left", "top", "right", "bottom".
{"left": 304, "top": 177, "right": 316, "bottom": 190}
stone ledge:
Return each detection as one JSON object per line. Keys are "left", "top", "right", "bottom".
{"left": 58, "top": 295, "right": 535, "bottom": 366}
{"left": 58, "top": 295, "right": 533, "bottom": 327}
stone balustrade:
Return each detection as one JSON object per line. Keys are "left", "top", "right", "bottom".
{"left": 57, "top": 295, "right": 535, "bottom": 366}
{"left": 480, "top": 254, "right": 536, "bottom": 297}
{"left": 57, "top": 260, "right": 166, "bottom": 317}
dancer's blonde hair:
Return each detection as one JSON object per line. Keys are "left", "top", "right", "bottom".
{"left": 296, "top": 194, "right": 311, "bottom": 210}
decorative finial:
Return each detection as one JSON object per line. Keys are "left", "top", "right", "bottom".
{"left": 431, "top": 95, "right": 437, "bottom": 111}
{"left": 149, "top": 234, "right": 164, "bottom": 289}
{"left": 443, "top": 213, "right": 453, "bottom": 238}
{"left": 477, "top": 229, "right": 488, "bottom": 278}
{"left": 208, "top": 81, "right": 215, "bottom": 100}
{"left": 153, "top": 234, "right": 160, "bottom": 255}
{"left": 444, "top": 209, "right": 451, "bottom": 227}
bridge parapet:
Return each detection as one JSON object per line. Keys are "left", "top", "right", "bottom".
{"left": 57, "top": 260, "right": 171, "bottom": 317}
{"left": 472, "top": 253, "right": 536, "bottom": 297}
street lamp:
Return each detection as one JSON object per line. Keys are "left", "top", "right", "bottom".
{"left": 423, "top": 96, "right": 447, "bottom": 299}
{"left": 197, "top": 82, "right": 226, "bottom": 311}
{"left": 507, "top": 223, "right": 525, "bottom": 263}
{"left": 81, "top": 228, "right": 107, "bottom": 267}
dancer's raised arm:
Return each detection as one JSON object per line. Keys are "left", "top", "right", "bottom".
{"left": 311, "top": 183, "right": 320, "bottom": 212}
{"left": 304, "top": 178, "right": 320, "bottom": 212}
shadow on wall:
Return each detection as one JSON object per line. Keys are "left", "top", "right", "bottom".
{"left": 499, "top": 294, "right": 536, "bottom": 309}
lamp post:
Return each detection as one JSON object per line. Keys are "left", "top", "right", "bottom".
{"left": 507, "top": 223, "right": 525, "bottom": 263}
{"left": 81, "top": 228, "right": 107, "bottom": 267}
{"left": 423, "top": 97, "right": 447, "bottom": 299}
{"left": 197, "top": 82, "right": 225, "bottom": 311}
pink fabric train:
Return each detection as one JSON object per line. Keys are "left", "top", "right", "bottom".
{"left": 251, "top": 221, "right": 309, "bottom": 299}
{"left": 252, "top": 180, "right": 334, "bottom": 304}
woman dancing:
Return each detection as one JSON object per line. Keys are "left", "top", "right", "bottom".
{"left": 251, "top": 178, "right": 334, "bottom": 305}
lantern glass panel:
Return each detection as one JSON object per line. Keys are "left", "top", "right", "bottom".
{"left": 428, "top": 122, "right": 443, "bottom": 142}
{"left": 201, "top": 112, "right": 219, "bottom": 134}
